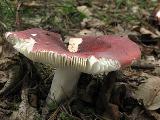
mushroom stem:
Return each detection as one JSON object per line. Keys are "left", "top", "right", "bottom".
{"left": 46, "top": 68, "right": 81, "bottom": 104}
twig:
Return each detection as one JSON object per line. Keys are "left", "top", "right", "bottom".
{"left": 48, "top": 107, "right": 61, "bottom": 120}
{"left": 15, "top": 1, "right": 22, "bottom": 30}
{"left": 131, "top": 62, "right": 155, "bottom": 70}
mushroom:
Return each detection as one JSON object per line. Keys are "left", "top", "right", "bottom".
{"left": 5, "top": 28, "right": 141, "bottom": 104}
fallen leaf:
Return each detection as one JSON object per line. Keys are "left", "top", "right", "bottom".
{"left": 10, "top": 75, "right": 40, "bottom": 120}
{"left": 145, "top": 55, "right": 155, "bottom": 62}
{"left": 81, "top": 18, "right": 105, "bottom": 28}
{"left": 77, "top": 6, "right": 92, "bottom": 17}
{"left": 134, "top": 73, "right": 160, "bottom": 110}
{"left": 150, "top": 3, "right": 160, "bottom": 26}
{"left": 150, "top": 111, "right": 160, "bottom": 120}
{"left": 140, "top": 27, "right": 158, "bottom": 38}
{"left": 153, "top": 67, "right": 160, "bottom": 76}
{"left": 131, "top": 6, "right": 139, "bottom": 13}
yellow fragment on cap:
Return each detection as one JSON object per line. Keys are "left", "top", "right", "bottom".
{"left": 68, "top": 38, "right": 83, "bottom": 52}
{"left": 5, "top": 32, "right": 13, "bottom": 38}
{"left": 14, "top": 37, "right": 37, "bottom": 53}
{"left": 156, "top": 10, "right": 160, "bottom": 18}
{"left": 31, "top": 34, "right": 37, "bottom": 36}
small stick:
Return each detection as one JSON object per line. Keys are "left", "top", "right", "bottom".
{"left": 15, "top": 1, "right": 22, "bottom": 30}
{"left": 131, "top": 62, "right": 155, "bottom": 70}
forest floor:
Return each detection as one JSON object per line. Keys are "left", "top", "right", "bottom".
{"left": 0, "top": 0, "right": 160, "bottom": 120}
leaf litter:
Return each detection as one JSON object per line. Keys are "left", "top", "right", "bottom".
{"left": 0, "top": 0, "right": 160, "bottom": 120}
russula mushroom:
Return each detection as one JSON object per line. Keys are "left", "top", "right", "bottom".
{"left": 5, "top": 28, "right": 141, "bottom": 104}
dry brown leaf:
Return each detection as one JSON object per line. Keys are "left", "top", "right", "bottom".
{"left": 10, "top": 83, "right": 40, "bottom": 120}
{"left": 77, "top": 6, "right": 92, "bottom": 17}
{"left": 140, "top": 27, "right": 158, "bottom": 38}
{"left": 150, "top": 111, "right": 160, "bottom": 120}
{"left": 134, "top": 73, "right": 160, "bottom": 110}
{"left": 81, "top": 18, "right": 105, "bottom": 28}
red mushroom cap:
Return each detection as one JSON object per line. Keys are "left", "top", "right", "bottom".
{"left": 5, "top": 28, "right": 141, "bottom": 74}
